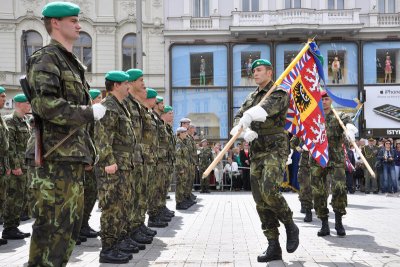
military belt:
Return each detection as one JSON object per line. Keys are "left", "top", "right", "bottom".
{"left": 112, "top": 144, "right": 134, "bottom": 153}
{"left": 256, "top": 127, "right": 285, "bottom": 135}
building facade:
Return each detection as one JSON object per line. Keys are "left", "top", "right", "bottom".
{"left": 0, "top": 0, "right": 165, "bottom": 111}
{"left": 164, "top": 0, "right": 400, "bottom": 139}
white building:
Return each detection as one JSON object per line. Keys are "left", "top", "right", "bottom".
{"left": 0, "top": 0, "right": 165, "bottom": 108}
{"left": 164, "top": 0, "right": 400, "bottom": 139}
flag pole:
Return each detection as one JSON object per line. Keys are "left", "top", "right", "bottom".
{"left": 331, "top": 107, "right": 375, "bottom": 178}
{"left": 202, "top": 39, "right": 314, "bottom": 178}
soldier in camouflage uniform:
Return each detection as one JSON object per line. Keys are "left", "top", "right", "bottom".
{"left": 175, "top": 127, "right": 191, "bottom": 210}
{"left": 153, "top": 97, "right": 175, "bottom": 219}
{"left": 26, "top": 3, "right": 107, "bottom": 266}
{"left": 310, "top": 91, "right": 358, "bottom": 238}
{"left": 186, "top": 124, "right": 198, "bottom": 201}
{"left": 2, "top": 94, "right": 31, "bottom": 240}
{"left": 125, "top": 69, "right": 156, "bottom": 247}
{"left": 161, "top": 106, "right": 176, "bottom": 202}
{"left": 80, "top": 89, "right": 102, "bottom": 239}
{"left": 231, "top": 59, "right": 299, "bottom": 263}
{"left": 198, "top": 139, "right": 213, "bottom": 193}
{"left": 95, "top": 71, "right": 136, "bottom": 264}
{"left": 361, "top": 138, "right": 379, "bottom": 194}
{"left": 0, "top": 86, "right": 10, "bottom": 246}
{"left": 179, "top": 118, "right": 196, "bottom": 204}
{"left": 290, "top": 135, "right": 313, "bottom": 222}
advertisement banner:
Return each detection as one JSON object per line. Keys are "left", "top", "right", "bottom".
{"left": 364, "top": 86, "right": 400, "bottom": 137}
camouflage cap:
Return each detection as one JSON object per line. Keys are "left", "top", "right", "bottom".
{"left": 251, "top": 59, "right": 272, "bottom": 71}
{"left": 146, "top": 88, "right": 157, "bottom": 99}
{"left": 200, "top": 139, "right": 208, "bottom": 143}
{"left": 156, "top": 96, "right": 164, "bottom": 103}
{"left": 368, "top": 137, "right": 375, "bottom": 142}
{"left": 176, "top": 126, "right": 187, "bottom": 133}
{"left": 89, "top": 89, "right": 101, "bottom": 100}
{"left": 105, "top": 71, "right": 129, "bottom": 82}
{"left": 42, "top": 2, "right": 80, "bottom": 18}
{"left": 126, "top": 69, "right": 143, "bottom": 82}
{"left": 163, "top": 105, "right": 173, "bottom": 113}
{"left": 0, "top": 86, "right": 5, "bottom": 94}
{"left": 13, "top": 93, "right": 28, "bottom": 103}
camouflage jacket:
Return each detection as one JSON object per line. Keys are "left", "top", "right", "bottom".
{"left": 153, "top": 111, "right": 169, "bottom": 162}
{"left": 361, "top": 145, "right": 379, "bottom": 167}
{"left": 26, "top": 39, "right": 95, "bottom": 164}
{"left": 198, "top": 146, "right": 213, "bottom": 170}
{"left": 141, "top": 105, "right": 158, "bottom": 164}
{"left": 0, "top": 115, "right": 9, "bottom": 174}
{"left": 234, "top": 81, "right": 289, "bottom": 159}
{"left": 124, "top": 94, "right": 143, "bottom": 164}
{"left": 175, "top": 138, "right": 189, "bottom": 173}
{"left": 95, "top": 95, "right": 135, "bottom": 171}
{"left": 187, "top": 135, "right": 197, "bottom": 165}
{"left": 289, "top": 135, "right": 309, "bottom": 167}
{"left": 165, "top": 124, "right": 176, "bottom": 163}
{"left": 310, "top": 110, "right": 353, "bottom": 168}
{"left": 4, "top": 112, "right": 31, "bottom": 170}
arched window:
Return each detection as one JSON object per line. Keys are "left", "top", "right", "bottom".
{"left": 122, "top": 34, "right": 137, "bottom": 70}
{"left": 73, "top": 32, "right": 92, "bottom": 72}
{"left": 21, "top": 30, "right": 43, "bottom": 72}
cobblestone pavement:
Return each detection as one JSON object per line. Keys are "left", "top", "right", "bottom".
{"left": 1, "top": 191, "right": 400, "bottom": 267}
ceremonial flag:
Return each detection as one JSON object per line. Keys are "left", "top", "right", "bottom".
{"left": 280, "top": 43, "right": 329, "bottom": 167}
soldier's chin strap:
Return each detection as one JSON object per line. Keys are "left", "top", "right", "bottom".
{"left": 43, "top": 126, "right": 81, "bottom": 159}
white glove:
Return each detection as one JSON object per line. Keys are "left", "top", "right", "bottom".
{"left": 238, "top": 106, "right": 268, "bottom": 130}
{"left": 243, "top": 129, "right": 258, "bottom": 142}
{"left": 230, "top": 125, "right": 245, "bottom": 137}
{"left": 345, "top": 123, "right": 358, "bottom": 142}
{"left": 92, "top": 103, "right": 106, "bottom": 120}
{"left": 286, "top": 149, "right": 294, "bottom": 165}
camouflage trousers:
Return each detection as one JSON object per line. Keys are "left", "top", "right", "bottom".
{"left": 28, "top": 162, "right": 84, "bottom": 267}
{"left": 3, "top": 171, "right": 28, "bottom": 229}
{"left": 310, "top": 164, "right": 347, "bottom": 219}
{"left": 82, "top": 169, "right": 97, "bottom": 228}
{"left": 0, "top": 173, "right": 6, "bottom": 220}
{"left": 141, "top": 163, "right": 153, "bottom": 222}
{"left": 157, "top": 163, "right": 173, "bottom": 211}
{"left": 184, "top": 164, "right": 195, "bottom": 198}
{"left": 148, "top": 161, "right": 167, "bottom": 217}
{"left": 200, "top": 168, "right": 210, "bottom": 191}
{"left": 175, "top": 170, "right": 186, "bottom": 204}
{"left": 97, "top": 169, "right": 132, "bottom": 249}
{"left": 250, "top": 155, "right": 293, "bottom": 240}
{"left": 364, "top": 166, "right": 378, "bottom": 193}
{"left": 298, "top": 165, "right": 313, "bottom": 210}
{"left": 130, "top": 164, "right": 144, "bottom": 230}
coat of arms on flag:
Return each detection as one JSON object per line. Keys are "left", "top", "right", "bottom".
{"left": 280, "top": 44, "right": 329, "bottom": 167}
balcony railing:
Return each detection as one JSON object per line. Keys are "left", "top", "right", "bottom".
{"left": 377, "top": 13, "right": 400, "bottom": 26}
{"left": 190, "top": 17, "right": 212, "bottom": 29}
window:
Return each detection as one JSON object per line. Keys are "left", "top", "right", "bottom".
{"left": 73, "top": 32, "right": 92, "bottom": 72}
{"left": 328, "top": 0, "right": 344, "bottom": 10}
{"left": 21, "top": 31, "right": 42, "bottom": 72}
{"left": 242, "top": 0, "right": 259, "bottom": 11}
{"left": 193, "top": 0, "right": 209, "bottom": 17}
{"left": 122, "top": 34, "right": 137, "bottom": 70}
{"left": 379, "top": 0, "right": 396, "bottom": 13}
{"left": 285, "top": 0, "right": 301, "bottom": 8}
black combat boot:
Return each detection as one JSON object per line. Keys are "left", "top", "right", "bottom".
{"left": 176, "top": 202, "right": 189, "bottom": 210}
{"left": 190, "top": 193, "right": 197, "bottom": 200}
{"left": 128, "top": 237, "right": 146, "bottom": 250}
{"left": 99, "top": 247, "right": 130, "bottom": 264}
{"left": 304, "top": 209, "right": 312, "bottom": 222}
{"left": 2, "top": 227, "right": 28, "bottom": 240}
{"left": 117, "top": 238, "right": 139, "bottom": 254}
{"left": 335, "top": 213, "right": 346, "bottom": 237}
{"left": 140, "top": 223, "right": 157, "bottom": 236}
{"left": 80, "top": 225, "right": 98, "bottom": 238}
{"left": 257, "top": 239, "right": 282, "bottom": 262}
{"left": 79, "top": 235, "right": 87, "bottom": 243}
{"left": 284, "top": 221, "right": 299, "bottom": 253}
{"left": 148, "top": 216, "right": 168, "bottom": 228}
{"left": 317, "top": 217, "right": 330, "bottom": 236}
{"left": 0, "top": 238, "right": 7, "bottom": 245}
{"left": 131, "top": 228, "right": 153, "bottom": 244}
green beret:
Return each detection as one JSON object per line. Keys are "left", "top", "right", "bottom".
{"left": 251, "top": 59, "right": 272, "bottom": 71}
{"left": 42, "top": 2, "right": 80, "bottom": 18}
{"left": 105, "top": 71, "right": 129, "bottom": 82}
{"left": 164, "top": 105, "right": 173, "bottom": 113}
{"left": 156, "top": 96, "right": 163, "bottom": 103}
{"left": 89, "top": 89, "right": 101, "bottom": 100}
{"left": 126, "top": 69, "right": 143, "bottom": 82}
{"left": 0, "top": 86, "right": 5, "bottom": 94}
{"left": 13, "top": 93, "right": 28, "bottom": 103}
{"left": 146, "top": 88, "right": 157, "bottom": 99}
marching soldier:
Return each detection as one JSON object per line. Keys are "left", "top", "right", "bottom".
{"left": 198, "top": 139, "right": 213, "bottom": 193}
{"left": 26, "top": 2, "right": 106, "bottom": 266}
{"left": 0, "top": 86, "right": 10, "bottom": 246}
{"left": 2, "top": 94, "right": 31, "bottom": 240}
{"left": 95, "top": 71, "right": 136, "bottom": 264}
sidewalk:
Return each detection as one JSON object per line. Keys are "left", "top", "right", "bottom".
{"left": 1, "top": 192, "right": 400, "bottom": 267}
